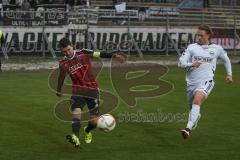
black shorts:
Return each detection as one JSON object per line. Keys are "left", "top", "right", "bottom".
{"left": 71, "top": 92, "right": 100, "bottom": 115}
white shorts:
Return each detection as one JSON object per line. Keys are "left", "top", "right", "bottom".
{"left": 187, "top": 80, "right": 215, "bottom": 107}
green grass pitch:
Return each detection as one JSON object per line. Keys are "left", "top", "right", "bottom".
{"left": 0, "top": 64, "right": 239, "bottom": 160}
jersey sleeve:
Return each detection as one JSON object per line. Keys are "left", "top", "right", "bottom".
{"left": 218, "top": 46, "right": 232, "bottom": 76}
{"left": 59, "top": 60, "right": 67, "bottom": 73}
{"left": 57, "top": 61, "right": 67, "bottom": 92}
{"left": 178, "top": 47, "right": 193, "bottom": 68}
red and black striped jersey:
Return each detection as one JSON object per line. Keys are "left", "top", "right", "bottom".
{"left": 59, "top": 49, "right": 99, "bottom": 93}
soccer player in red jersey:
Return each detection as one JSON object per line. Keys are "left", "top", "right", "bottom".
{"left": 56, "top": 37, "right": 125, "bottom": 148}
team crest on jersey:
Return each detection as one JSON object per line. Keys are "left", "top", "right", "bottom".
{"left": 69, "top": 64, "right": 87, "bottom": 73}
{"left": 194, "top": 56, "right": 213, "bottom": 63}
{"left": 209, "top": 51, "right": 215, "bottom": 56}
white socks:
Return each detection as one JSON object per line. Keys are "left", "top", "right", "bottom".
{"left": 186, "top": 104, "right": 200, "bottom": 130}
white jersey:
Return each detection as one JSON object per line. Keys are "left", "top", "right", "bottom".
{"left": 178, "top": 43, "right": 232, "bottom": 85}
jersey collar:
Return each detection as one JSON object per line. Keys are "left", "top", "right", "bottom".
{"left": 65, "top": 50, "right": 76, "bottom": 60}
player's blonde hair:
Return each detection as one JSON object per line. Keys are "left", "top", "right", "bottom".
{"left": 198, "top": 25, "right": 214, "bottom": 39}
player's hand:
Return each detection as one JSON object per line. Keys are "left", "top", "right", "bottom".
{"left": 192, "top": 61, "right": 202, "bottom": 68}
{"left": 56, "top": 91, "right": 63, "bottom": 97}
{"left": 115, "top": 54, "right": 126, "bottom": 63}
{"left": 225, "top": 75, "right": 233, "bottom": 84}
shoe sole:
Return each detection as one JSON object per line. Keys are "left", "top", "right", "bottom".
{"left": 66, "top": 135, "right": 73, "bottom": 143}
{"left": 180, "top": 130, "right": 190, "bottom": 139}
{"left": 74, "top": 144, "right": 80, "bottom": 148}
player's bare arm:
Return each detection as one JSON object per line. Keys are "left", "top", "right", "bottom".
{"left": 56, "top": 67, "right": 66, "bottom": 97}
{"left": 82, "top": 49, "right": 126, "bottom": 63}
{"left": 219, "top": 48, "right": 233, "bottom": 84}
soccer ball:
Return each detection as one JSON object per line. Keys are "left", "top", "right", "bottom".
{"left": 97, "top": 114, "right": 116, "bottom": 132}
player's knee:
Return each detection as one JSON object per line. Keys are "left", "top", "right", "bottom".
{"left": 192, "top": 92, "right": 205, "bottom": 105}
{"left": 72, "top": 108, "right": 81, "bottom": 117}
{"left": 192, "top": 99, "right": 202, "bottom": 105}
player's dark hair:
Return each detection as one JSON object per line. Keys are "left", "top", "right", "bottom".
{"left": 198, "top": 25, "right": 214, "bottom": 39}
{"left": 59, "top": 37, "right": 72, "bottom": 48}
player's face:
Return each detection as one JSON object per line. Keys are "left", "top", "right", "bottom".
{"left": 196, "top": 30, "right": 210, "bottom": 45}
{"left": 60, "top": 45, "right": 74, "bottom": 58}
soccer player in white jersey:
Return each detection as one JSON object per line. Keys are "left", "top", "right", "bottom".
{"left": 178, "top": 25, "right": 233, "bottom": 139}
